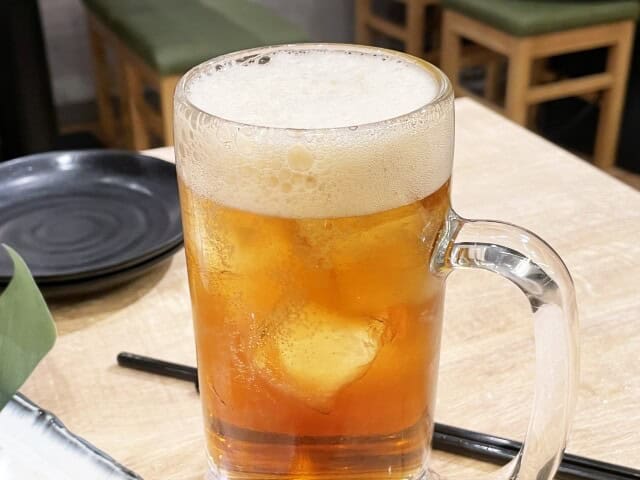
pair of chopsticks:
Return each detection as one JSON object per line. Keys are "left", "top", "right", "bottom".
{"left": 117, "top": 352, "right": 640, "bottom": 480}
{"left": 432, "top": 424, "right": 639, "bottom": 480}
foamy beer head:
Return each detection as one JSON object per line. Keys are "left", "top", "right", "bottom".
{"left": 174, "top": 44, "right": 453, "bottom": 218}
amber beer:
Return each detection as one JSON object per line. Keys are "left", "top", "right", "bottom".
{"left": 175, "top": 45, "right": 454, "bottom": 479}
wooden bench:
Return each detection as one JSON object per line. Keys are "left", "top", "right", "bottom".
{"left": 82, "top": 0, "right": 308, "bottom": 149}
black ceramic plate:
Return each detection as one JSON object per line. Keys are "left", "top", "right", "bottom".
{"left": 33, "top": 243, "right": 183, "bottom": 300}
{"left": 0, "top": 150, "right": 182, "bottom": 282}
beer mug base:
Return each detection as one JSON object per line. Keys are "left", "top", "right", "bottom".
{"left": 205, "top": 471, "right": 437, "bottom": 480}
{"left": 205, "top": 460, "right": 439, "bottom": 480}
{"left": 202, "top": 416, "right": 437, "bottom": 480}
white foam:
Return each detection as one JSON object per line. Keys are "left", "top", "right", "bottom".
{"left": 175, "top": 45, "right": 453, "bottom": 218}
{"left": 188, "top": 48, "right": 438, "bottom": 129}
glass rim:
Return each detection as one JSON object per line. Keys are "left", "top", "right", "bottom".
{"left": 175, "top": 43, "right": 453, "bottom": 133}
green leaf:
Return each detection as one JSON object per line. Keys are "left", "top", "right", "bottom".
{"left": 0, "top": 245, "right": 56, "bottom": 412}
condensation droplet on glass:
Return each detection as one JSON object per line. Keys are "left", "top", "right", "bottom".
{"left": 287, "top": 145, "right": 314, "bottom": 172}
{"left": 305, "top": 176, "right": 317, "bottom": 188}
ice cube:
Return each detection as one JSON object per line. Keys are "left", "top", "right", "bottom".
{"left": 186, "top": 204, "right": 297, "bottom": 296}
{"left": 252, "top": 303, "right": 387, "bottom": 412}
{"left": 296, "top": 204, "right": 438, "bottom": 314}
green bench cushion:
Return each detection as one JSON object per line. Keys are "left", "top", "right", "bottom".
{"left": 82, "top": 0, "right": 309, "bottom": 74}
{"left": 441, "top": 0, "right": 640, "bottom": 36}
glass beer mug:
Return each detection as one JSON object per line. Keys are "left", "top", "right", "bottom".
{"left": 174, "top": 44, "right": 578, "bottom": 480}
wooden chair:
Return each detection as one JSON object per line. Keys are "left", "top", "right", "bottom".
{"left": 440, "top": 0, "right": 638, "bottom": 168}
{"left": 82, "top": 0, "right": 308, "bottom": 149}
{"left": 355, "top": 0, "right": 503, "bottom": 98}
{"left": 356, "top": 0, "right": 442, "bottom": 62}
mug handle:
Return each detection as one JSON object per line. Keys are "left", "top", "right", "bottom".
{"left": 432, "top": 210, "right": 579, "bottom": 480}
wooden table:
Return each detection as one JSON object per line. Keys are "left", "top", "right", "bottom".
{"left": 22, "top": 98, "right": 640, "bottom": 479}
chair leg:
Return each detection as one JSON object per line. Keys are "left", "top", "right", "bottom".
{"left": 406, "top": 0, "right": 426, "bottom": 57}
{"left": 440, "top": 11, "right": 462, "bottom": 94}
{"left": 87, "top": 19, "right": 117, "bottom": 146}
{"left": 115, "top": 54, "right": 131, "bottom": 149}
{"left": 526, "top": 59, "right": 546, "bottom": 130}
{"left": 121, "top": 60, "right": 150, "bottom": 150}
{"left": 593, "top": 21, "right": 635, "bottom": 169}
{"left": 160, "top": 76, "right": 180, "bottom": 146}
{"left": 355, "top": 0, "right": 373, "bottom": 45}
{"left": 484, "top": 58, "right": 502, "bottom": 103}
{"left": 505, "top": 38, "right": 533, "bottom": 125}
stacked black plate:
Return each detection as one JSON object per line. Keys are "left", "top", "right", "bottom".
{"left": 0, "top": 150, "right": 183, "bottom": 298}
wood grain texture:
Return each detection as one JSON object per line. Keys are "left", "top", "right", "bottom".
{"left": 21, "top": 99, "right": 640, "bottom": 479}
{"left": 85, "top": 12, "right": 178, "bottom": 149}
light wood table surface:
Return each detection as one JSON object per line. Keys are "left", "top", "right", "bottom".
{"left": 22, "top": 98, "right": 640, "bottom": 479}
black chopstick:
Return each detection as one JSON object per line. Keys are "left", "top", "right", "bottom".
{"left": 117, "top": 352, "right": 198, "bottom": 387}
{"left": 116, "top": 352, "right": 640, "bottom": 479}
{"left": 434, "top": 423, "right": 640, "bottom": 480}
{"left": 433, "top": 424, "right": 639, "bottom": 480}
